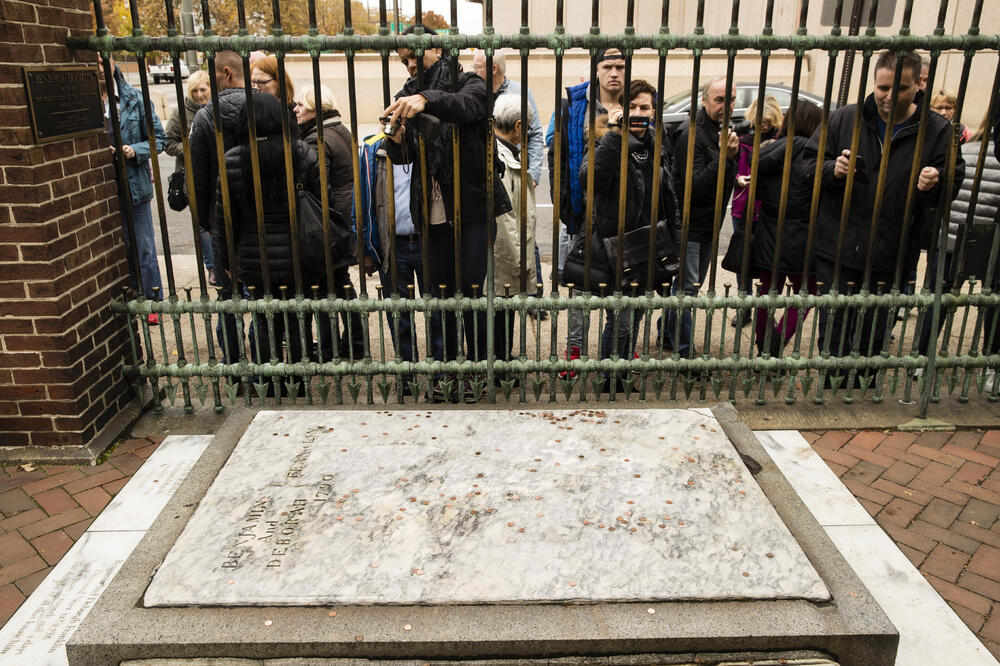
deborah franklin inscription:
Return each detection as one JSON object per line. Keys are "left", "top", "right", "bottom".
{"left": 221, "top": 427, "right": 325, "bottom": 572}
{"left": 23, "top": 66, "right": 104, "bottom": 144}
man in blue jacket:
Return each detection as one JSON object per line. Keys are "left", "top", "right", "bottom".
{"left": 546, "top": 48, "right": 624, "bottom": 373}
{"left": 99, "top": 55, "right": 167, "bottom": 325}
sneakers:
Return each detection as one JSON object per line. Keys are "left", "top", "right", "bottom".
{"left": 560, "top": 346, "right": 581, "bottom": 379}
{"left": 147, "top": 313, "right": 160, "bottom": 326}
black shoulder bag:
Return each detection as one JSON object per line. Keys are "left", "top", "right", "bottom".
{"left": 295, "top": 181, "right": 357, "bottom": 272}
{"left": 167, "top": 169, "right": 188, "bottom": 211}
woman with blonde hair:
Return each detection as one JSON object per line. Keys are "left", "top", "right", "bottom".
{"left": 728, "top": 94, "right": 782, "bottom": 326}
{"left": 930, "top": 89, "right": 971, "bottom": 143}
{"left": 293, "top": 82, "right": 365, "bottom": 362}
{"left": 164, "top": 68, "right": 216, "bottom": 284}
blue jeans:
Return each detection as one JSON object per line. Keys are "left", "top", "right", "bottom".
{"left": 200, "top": 228, "right": 214, "bottom": 271}
{"left": 122, "top": 199, "right": 163, "bottom": 301}
{"left": 665, "top": 240, "right": 712, "bottom": 357}
{"left": 600, "top": 306, "right": 640, "bottom": 375}
{"left": 379, "top": 237, "right": 444, "bottom": 363}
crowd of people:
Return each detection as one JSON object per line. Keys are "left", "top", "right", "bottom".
{"left": 104, "top": 43, "right": 999, "bottom": 398}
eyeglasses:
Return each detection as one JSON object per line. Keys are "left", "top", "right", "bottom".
{"left": 250, "top": 78, "right": 273, "bottom": 89}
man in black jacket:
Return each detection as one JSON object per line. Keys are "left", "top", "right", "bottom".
{"left": 665, "top": 76, "right": 739, "bottom": 357}
{"left": 809, "top": 50, "right": 953, "bottom": 383}
{"left": 382, "top": 28, "right": 512, "bottom": 376}
{"left": 189, "top": 50, "right": 247, "bottom": 364}
{"left": 580, "top": 79, "right": 680, "bottom": 389}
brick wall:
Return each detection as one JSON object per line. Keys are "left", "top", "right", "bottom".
{"left": 0, "top": 0, "right": 136, "bottom": 458}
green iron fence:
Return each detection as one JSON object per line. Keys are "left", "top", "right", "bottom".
{"left": 69, "top": 0, "right": 1000, "bottom": 415}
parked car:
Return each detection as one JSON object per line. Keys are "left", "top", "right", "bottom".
{"left": 661, "top": 83, "right": 825, "bottom": 139}
{"left": 148, "top": 61, "right": 190, "bottom": 84}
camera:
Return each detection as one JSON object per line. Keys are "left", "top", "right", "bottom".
{"left": 608, "top": 115, "right": 652, "bottom": 130}
{"left": 380, "top": 115, "right": 400, "bottom": 137}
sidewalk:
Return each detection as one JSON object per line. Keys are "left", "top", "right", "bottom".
{"left": 1, "top": 426, "right": 999, "bottom": 660}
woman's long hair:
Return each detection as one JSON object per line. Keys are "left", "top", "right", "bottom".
{"left": 236, "top": 92, "right": 301, "bottom": 198}
{"left": 776, "top": 100, "right": 823, "bottom": 140}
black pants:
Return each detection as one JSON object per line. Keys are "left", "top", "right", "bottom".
{"left": 314, "top": 265, "right": 367, "bottom": 362}
{"left": 427, "top": 222, "right": 491, "bottom": 363}
{"left": 815, "top": 255, "right": 894, "bottom": 380}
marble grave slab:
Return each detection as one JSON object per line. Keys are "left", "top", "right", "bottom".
{"left": 144, "top": 409, "right": 830, "bottom": 606}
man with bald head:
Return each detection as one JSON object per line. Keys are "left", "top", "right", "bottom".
{"left": 189, "top": 50, "right": 248, "bottom": 363}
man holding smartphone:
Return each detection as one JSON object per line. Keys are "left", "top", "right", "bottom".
{"left": 809, "top": 50, "right": 954, "bottom": 386}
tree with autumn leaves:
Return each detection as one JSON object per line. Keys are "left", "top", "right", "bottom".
{"left": 103, "top": 0, "right": 450, "bottom": 39}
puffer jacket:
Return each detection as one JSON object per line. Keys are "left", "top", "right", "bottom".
{"left": 214, "top": 138, "right": 324, "bottom": 288}
{"left": 190, "top": 87, "right": 247, "bottom": 231}
{"left": 546, "top": 80, "right": 598, "bottom": 236}
{"left": 494, "top": 138, "right": 537, "bottom": 292}
{"left": 112, "top": 66, "right": 166, "bottom": 205}
{"left": 164, "top": 95, "right": 202, "bottom": 173}
{"left": 749, "top": 136, "right": 816, "bottom": 274}
{"left": 950, "top": 140, "right": 1000, "bottom": 252}
{"left": 300, "top": 111, "right": 355, "bottom": 223}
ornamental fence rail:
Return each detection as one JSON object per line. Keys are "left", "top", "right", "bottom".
{"left": 68, "top": 0, "right": 1000, "bottom": 417}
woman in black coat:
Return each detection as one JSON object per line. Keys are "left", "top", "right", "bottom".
{"left": 294, "top": 83, "right": 366, "bottom": 363}
{"left": 748, "top": 101, "right": 823, "bottom": 356}
{"left": 215, "top": 92, "right": 324, "bottom": 366}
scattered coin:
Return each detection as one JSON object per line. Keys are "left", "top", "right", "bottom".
{"left": 569, "top": 581, "right": 577, "bottom": 587}
{"left": 355, "top": 635, "right": 364, "bottom": 642}
{"left": 647, "top": 608, "right": 655, "bottom": 614}
{"left": 507, "top": 522, "right": 515, "bottom": 527}
{"left": 328, "top": 611, "right": 337, "bottom": 617}
{"left": 404, "top": 624, "right": 412, "bottom": 631}
{"left": 742, "top": 572, "right": 749, "bottom": 577}
{"left": 518, "top": 527, "right": 525, "bottom": 533}
{"left": 264, "top": 620, "right": 273, "bottom": 626}
{"left": 766, "top": 552, "right": 774, "bottom": 558}
{"left": 336, "top": 516, "right": 343, "bottom": 521}
{"left": 370, "top": 562, "right": 379, "bottom": 568}
{"left": 355, "top": 517, "right": 363, "bottom": 522}
{"left": 227, "top": 580, "right": 235, "bottom": 585}
{"left": 537, "top": 512, "right": 544, "bottom": 517}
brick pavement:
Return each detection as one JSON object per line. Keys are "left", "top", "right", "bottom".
{"left": 803, "top": 428, "right": 1000, "bottom": 660}
{"left": 0, "top": 428, "right": 999, "bottom": 660}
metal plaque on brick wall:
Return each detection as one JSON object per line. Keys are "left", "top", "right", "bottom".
{"left": 23, "top": 66, "right": 105, "bottom": 144}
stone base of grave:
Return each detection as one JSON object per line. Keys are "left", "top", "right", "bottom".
{"left": 67, "top": 403, "right": 897, "bottom": 666}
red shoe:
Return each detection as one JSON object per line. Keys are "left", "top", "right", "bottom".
{"left": 560, "top": 346, "right": 581, "bottom": 379}
{"left": 147, "top": 313, "right": 160, "bottom": 326}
